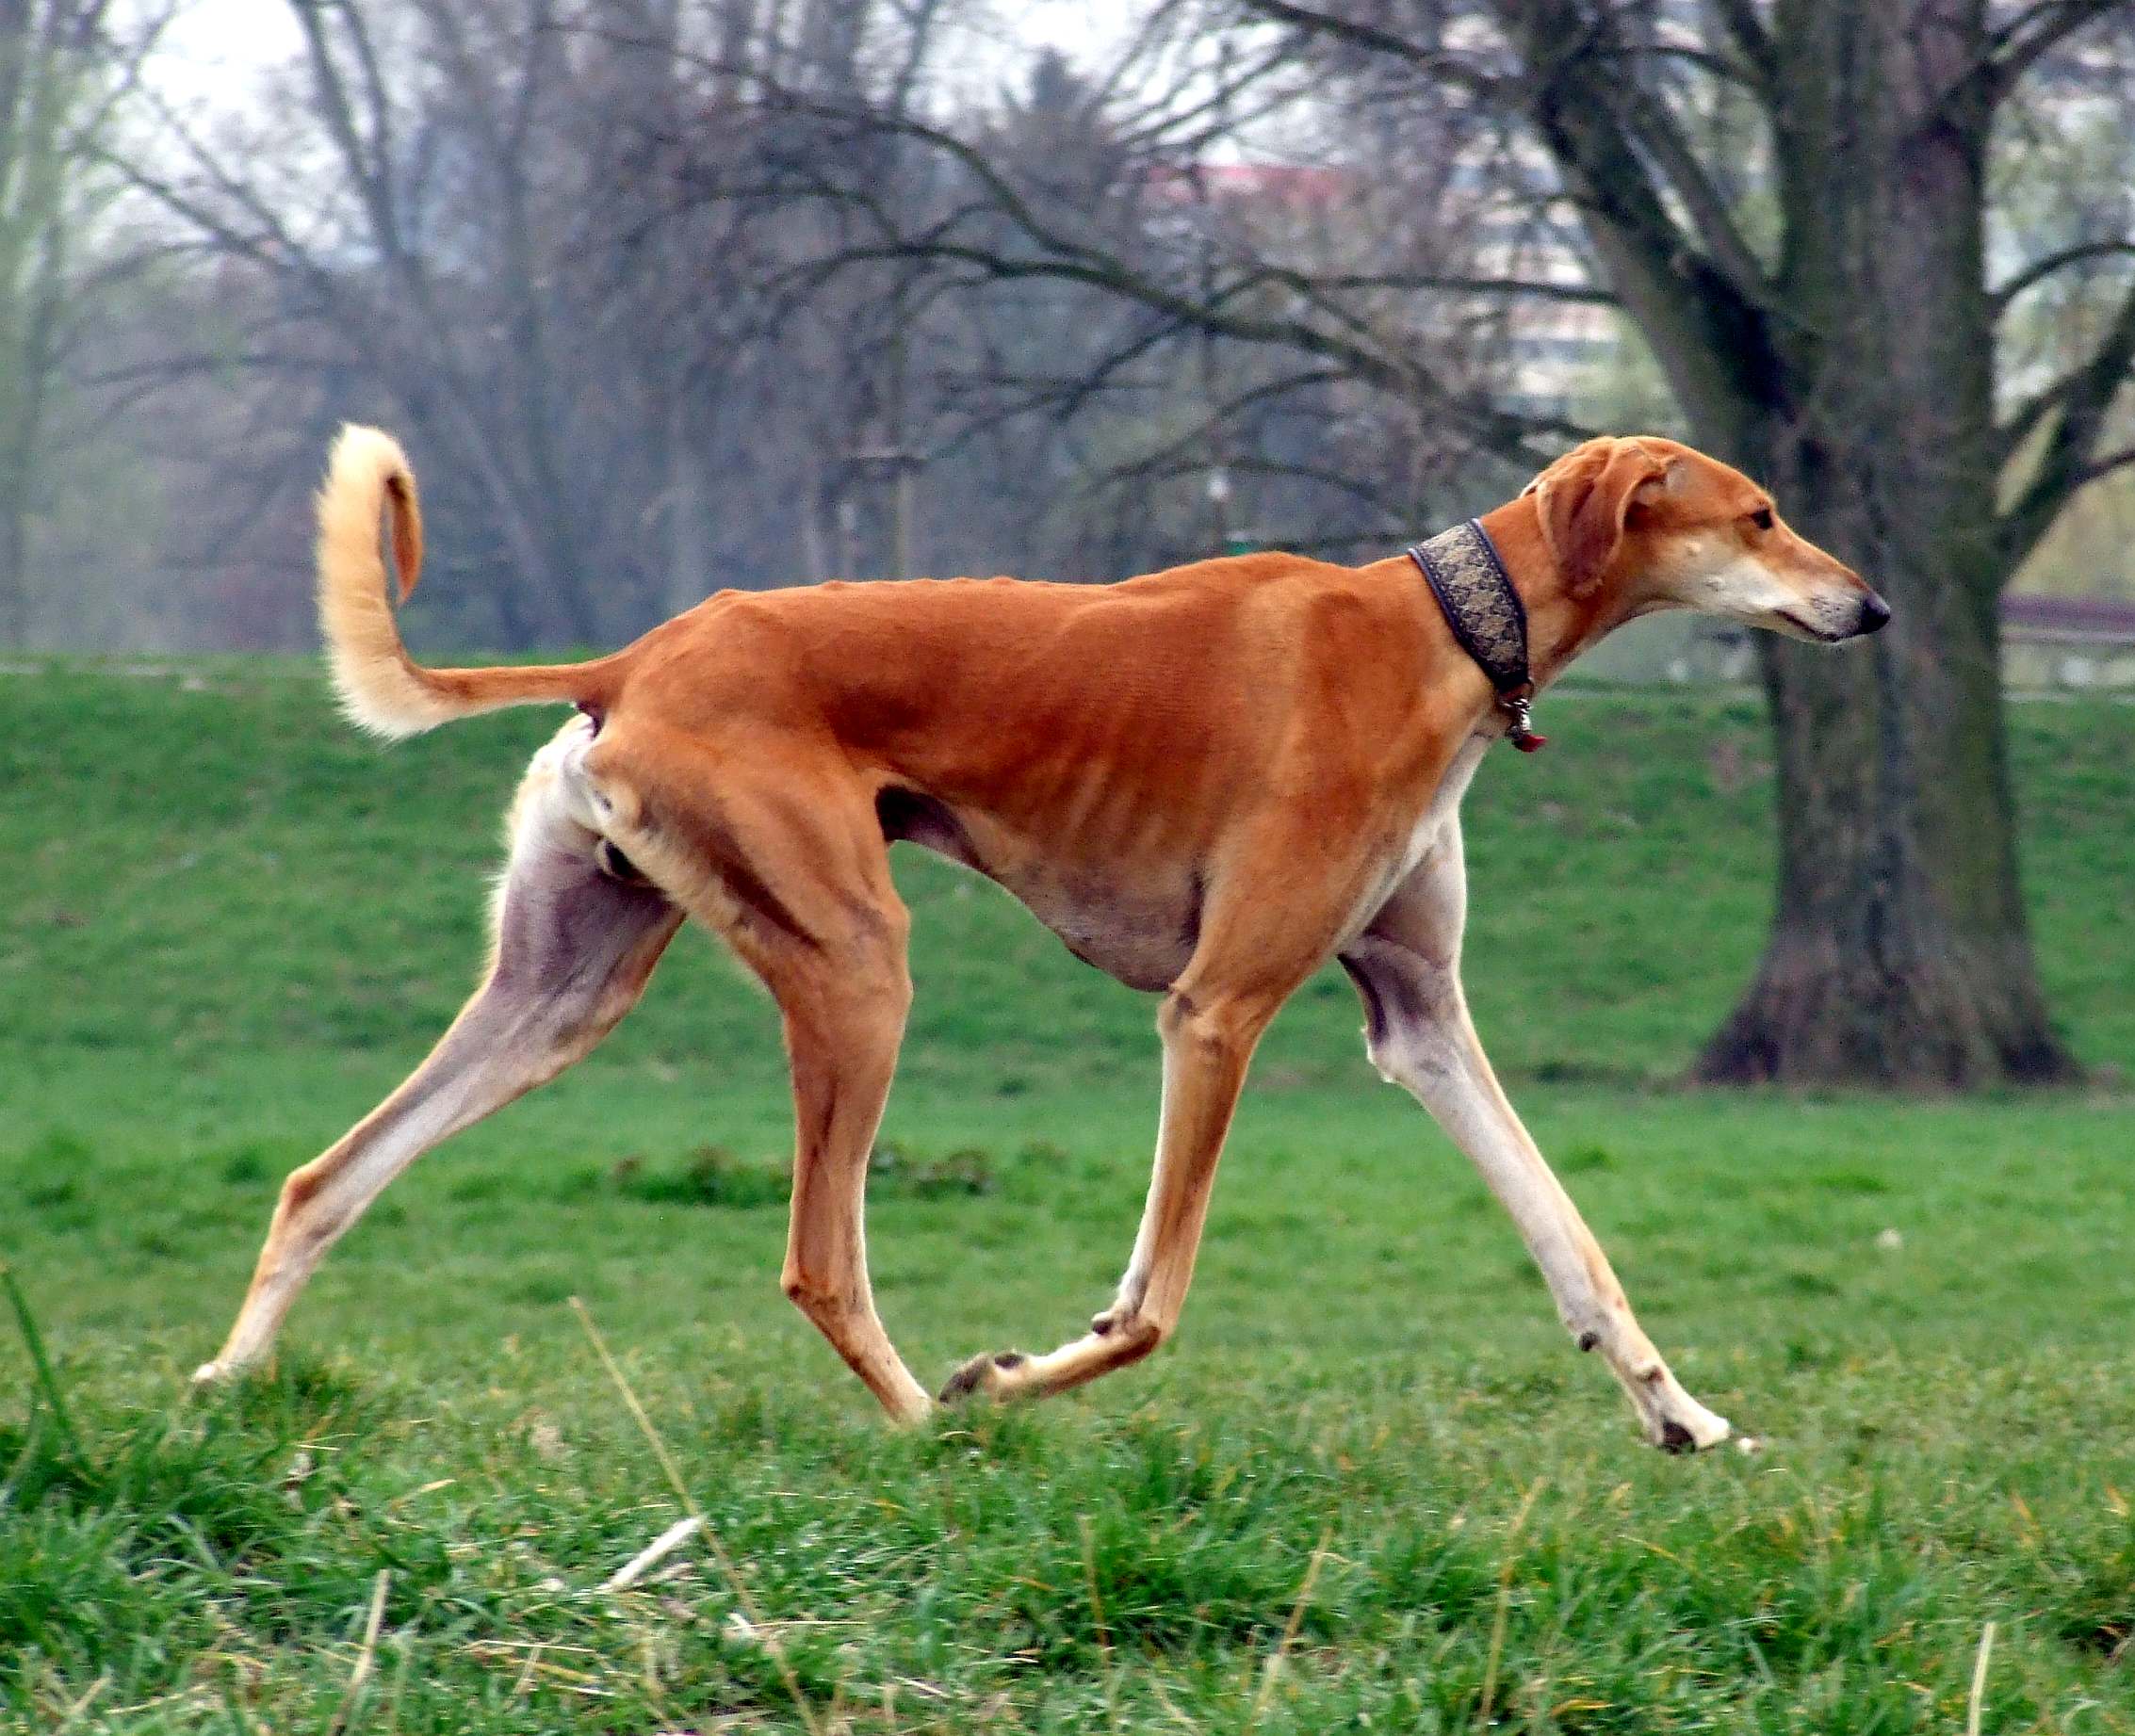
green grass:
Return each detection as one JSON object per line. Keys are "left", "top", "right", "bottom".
{"left": 2, "top": 660, "right": 2131, "bottom": 1732}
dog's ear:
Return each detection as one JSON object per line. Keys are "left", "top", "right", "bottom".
{"left": 1522, "top": 439, "right": 1671, "bottom": 598}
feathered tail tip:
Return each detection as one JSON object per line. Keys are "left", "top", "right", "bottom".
{"left": 314, "top": 424, "right": 451, "bottom": 738}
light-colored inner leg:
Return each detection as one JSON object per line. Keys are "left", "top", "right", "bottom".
{"left": 1346, "top": 930, "right": 1731, "bottom": 1451}
{"left": 196, "top": 785, "right": 679, "bottom": 1385}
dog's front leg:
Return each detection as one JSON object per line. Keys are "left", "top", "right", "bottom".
{"left": 1345, "top": 842, "right": 1733, "bottom": 1452}
{"left": 939, "top": 982, "right": 1278, "bottom": 1405}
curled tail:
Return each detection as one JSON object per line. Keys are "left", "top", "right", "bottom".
{"left": 316, "top": 425, "right": 621, "bottom": 738}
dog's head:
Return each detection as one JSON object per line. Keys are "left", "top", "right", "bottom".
{"left": 1523, "top": 436, "right": 1890, "bottom": 642}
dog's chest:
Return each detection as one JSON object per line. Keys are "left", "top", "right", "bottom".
{"left": 1345, "top": 735, "right": 1491, "bottom": 936}
{"left": 883, "top": 800, "right": 1201, "bottom": 994}
{"left": 1405, "top": 746, "right": 1483, "bottom": 867}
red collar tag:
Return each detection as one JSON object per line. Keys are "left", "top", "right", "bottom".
{"left": 1502, "top": 686, "right": 1548, "bottom": 753}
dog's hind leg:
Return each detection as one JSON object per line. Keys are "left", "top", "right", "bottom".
{"left": 756, "top": 932, "right": 932, "bottom": 1423}
{"left": 1340, "top": 824, "right": 1732, "bottom": 1452}
{"left": 581, "top": 730, "right": 936, "bottom": 1423}
{"left": 192, "top": 743, "right": 681, "bottom": 1387}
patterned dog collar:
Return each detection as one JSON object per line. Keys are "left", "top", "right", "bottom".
{"left": 1405, "top": 520, "right": 1548, "bottom": 752}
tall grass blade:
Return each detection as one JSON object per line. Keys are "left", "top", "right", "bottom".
{"left": 323, "top": 1568, "right": 389, "bottom": 1736}
{"left": 1, "top": 1262, "right": 89, "bottom": 1468}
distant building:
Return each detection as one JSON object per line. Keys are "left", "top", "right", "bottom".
{"left": 2001, "top": 594, "right": 2135, "bottom": 690}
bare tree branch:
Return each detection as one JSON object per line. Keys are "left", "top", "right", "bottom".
{"left": 1997, "top": 269, "right": 2135, "bottom": 565}
{"left": 1469, "top": 0, "right": 1775, "bottom": 430}
{"left": 291, "top": 2, "right": 403, "bottom": 268}
{"left": 702, "top": 77, "right": 1580, "bottom": 463}
{"left": 2070, "top": 442, "right": 2135, "bottom": 490}
{"left": 1705, "top": 0, "right": 1775, "bottom": 82}
{"left": 1989, "top": 239, "right": 2135, "bottom": 315}
{"left": 1985, "top": 0, "right": 2127, "bottom": 103}
{"left": 1232, "top": 0, "right": 1508, "bottom": 99}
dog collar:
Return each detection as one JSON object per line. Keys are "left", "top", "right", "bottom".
{"left": 1405, "top": 520, "right": 1548, "bottom": 752}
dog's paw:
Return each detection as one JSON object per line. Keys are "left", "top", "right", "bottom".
{"left": 1650, "top": 1400, "right": 1732, "bottom": 1454}
{"left": 188, "top": 1357, "right": 255, "bottom": 1396}
{"left": 937, "top": 1349, "right": 1028, "bottom": 1405}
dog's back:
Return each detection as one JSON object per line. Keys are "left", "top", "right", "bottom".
{"left": 610, "top": 553, "right": 1434, "bottom": 824}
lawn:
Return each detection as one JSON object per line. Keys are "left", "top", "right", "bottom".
{"left": 2, "top": 662, "right": 2130, "bottom": 1732}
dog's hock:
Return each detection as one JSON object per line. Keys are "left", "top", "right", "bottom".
{"left": 1086, "top": 1303, "right": 1167, "bottom": 1357}
{"left": 1091, "top": 1262, "right": 1154, "bottom": 1339}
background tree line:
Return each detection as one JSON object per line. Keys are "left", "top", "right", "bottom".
{"left": 12, "top": 0, "right": 1477, "bottom": 654}
{"left": 7, "top": 0, "right": 2134, "bottom": 1091}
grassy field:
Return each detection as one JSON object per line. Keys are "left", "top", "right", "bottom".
{"left": 2, "top": 661, "right": 2131, "bottom": 1733}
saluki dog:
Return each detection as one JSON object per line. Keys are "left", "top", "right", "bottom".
{"left": 192, "top": 430, "right": 1888, "bottom": 1451}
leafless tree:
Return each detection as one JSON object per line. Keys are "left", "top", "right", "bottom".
{"left": 1440, "top": 0, "right": 2134, "bottom": 1087}
{"left": 107, "top": 0, "right": 1265, "bottom": 647}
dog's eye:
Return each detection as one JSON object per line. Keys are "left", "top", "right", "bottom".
{"left": 1749, "top": 508, "right": 1774, "bottom": 531}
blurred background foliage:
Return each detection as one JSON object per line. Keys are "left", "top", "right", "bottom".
{"left": 0, "top": 0, "right": 2127, "bottom": 655}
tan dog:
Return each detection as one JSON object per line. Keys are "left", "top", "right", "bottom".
{"left": 193, "top": 430, "right": 1886, "bottom": 1450}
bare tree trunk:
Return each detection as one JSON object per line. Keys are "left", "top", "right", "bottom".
{"left": 1699, "top": 453, "right": 2075, "bottom": 1084}
{"left": 0, "top": 295, "right": 41, "bottom": 640}
{"left": 1690, "top": 0, "right": 2078, "bottom": 1085}
{"left": 666, "top": 383, "right": 709, "bottom": 611}
{"left": 0, "top": 465, "right": 31, "bottom": 644}
{"left": 0, "top": 241, "right": 58, "bottom": 641}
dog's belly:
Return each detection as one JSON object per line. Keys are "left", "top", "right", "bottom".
{"left": 876, "top": 787, "right": 1199, "bottom": 992}
{"left": 1002, "top": 870, "right": 1201, "bottom": 992}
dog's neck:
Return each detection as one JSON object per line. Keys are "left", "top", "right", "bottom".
{"left": 1474, "top": 496, "right": 1640, "bottom": 689}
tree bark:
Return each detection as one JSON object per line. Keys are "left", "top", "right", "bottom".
{"left": 1696, "top": 450, "right": 2078, "bottom": 1085}
{"left": 1690, "top": 0, "right": 2079, "bottom": 1085}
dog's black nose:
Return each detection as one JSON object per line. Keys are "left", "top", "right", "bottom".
{"left": 1857, "top": 592, "right": 1892, "bottom": 635}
